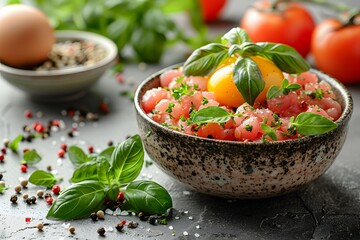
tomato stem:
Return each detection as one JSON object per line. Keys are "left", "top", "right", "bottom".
{"left": 343, "top": 9, "right": 360, "bottom": 26}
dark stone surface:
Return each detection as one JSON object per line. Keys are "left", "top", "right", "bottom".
{"left": 1, "top": 1, "right": 360, "bottom": 239}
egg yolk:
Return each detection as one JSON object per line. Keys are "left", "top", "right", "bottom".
{"left": 207, "top": 56, "right": 284, "bottom": 108}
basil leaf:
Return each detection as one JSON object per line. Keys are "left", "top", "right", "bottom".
{"left": 106, "top": 183, "right": 122, "bottom": 201}
{"left": 221, "top": 27, "right": 251, "bottom": 45}
{"left": 183, "top": 43, "right": 228, "bottom": 76}
{"left": 71, "top": 160, "right": 99, "bottom": 183}
{"left": 97, "top": 157, "right": 111, "bottom": 184}
{"left": 293, "top": 112, "right": 337, "bottom": 136}
{"left": 23, "top": 150, "right": 42, "bottom": 165}
{"left": 0, "top": 185, "right": 8, "bottom": 193}
{"left": 190, "top": 106, "right": 231, "bottom": 125}
{"left": 46, "top": 180, "right": 106, "bottom": 220}
{"left": 233, "top": 57, "right": 265, "bottom": 106}
{"left": 261, "top": 124, "right": 277, "bottom": 142}
{"left": 68, "top": 146, "right": 88, "bottom": 167}
{"left": 109, "top": 135, "right": 144, "bottom": 184}
{"left": 256, "top": 42, "right": 310, "bottom": 74}
{"left": 266, "top": 85, "right": 283, "bottom": 99}
{"left": 99, "top": 146, "right": 115, "bottom": 160}
{"left": 9, "top": 135, "right": 23, "bottom": 153}
{"left": 29, "top": 170, "right": 57, "bottom": 188}
{"left": 122, "top": 180, "right": 172, "bottom": 215}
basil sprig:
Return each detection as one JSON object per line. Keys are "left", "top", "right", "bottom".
{"left": 183, "top": 27, "right": 310, "bottom": 105}
{"left": 40, "top": 135, "right": 172, "bottom": 220}
{"left": 266, "top": 79, "right": 301, "bottom": 100}
{"left": 29, "top": 170, "right": 57, "bottom": 188}
{"left": 190, "top": 106, "right": 337, "bottom": 139}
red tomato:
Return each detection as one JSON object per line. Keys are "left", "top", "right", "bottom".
{"left": 200, "top": 0, "right": 227, "bottom": 23}
{"left": 240, "top": 0, "right": 315, "bottom": 57}
{"left": 311, "top": 16, "right": 360, "bottom": 84}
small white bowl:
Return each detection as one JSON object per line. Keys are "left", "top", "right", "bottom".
{"left": 0, "top": 30, "right": 118, "bottom": 102}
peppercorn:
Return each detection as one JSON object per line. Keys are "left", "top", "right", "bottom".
{"left": 36, "top": 223, "right": 44, "bottom": 231}
{"left": 22, "top": 193, "right": 29, "bottom": 200}
{"left": 0, "top": 181, "right": 5, "bottom": 187}
{"left": 0, "top": 173, "right": 3, "bottom": 181}
{"left": 127, "top": 221, "right": 139, "bottom": 229}
{"left": 20, "top": 179, "right": 28, "bottom": 188}
{"left": 1, "top": 148, "right": 6, "bottom": 154}
{"left": 3, "top": 138, "right": 10, "bottom": 148}
{"left": 69, "top": 226, "right": 75, "bottom": 234}
{"left": 10, "top": 195, "right": 18, "bottom": 203}
{"left": 45, "top": 197, "right": 53, "bottom": 205}
{"left": 107, "top": 141, "right": 113, "bottom": 147}
{"left": 138, "top": 212, "right": 148, "bottom": 221}
{"left": 14, "top": 185, "right": 22, "bottom": 193}
{"left": 60, "top": 144, "right": 67, "bottom": 152}
{"left": 57, "top": 149, "right": 65, "bottom": 158}
{"left": 44, "top": 192, "right": 52, "bottom": 199}
{"left": 46, "top": 165, "right": 52, "bottom": 171}
{"left": 52, "top": 185, "right": 61, "bottom": 195}
{"left": 0, "top": 154, "right": 4, "bottom": 162}
{"left": 88, "top": 146, "right": 94, "bottom": 154}
{"left": 97, "top": 227, "right": 105, "bottom": 236}
{"left": 36, "top": 190, "right": 44, "bottom": 198}
{"left": 117, "top": 191, "right": 125, "bottom": 202}
{"left": 115, "top": 223, "right": 124, "bottom": 232}
{"left": 26, "top": 198, "right": 32, "bottom": 205}
{"left": 24, "top": 110, "right": 33, "bottom": 118}
{"left": 20, "top": 164, "right": 27, "bottom": 173}
{"left": 90, "top": 212, "right": 98, "bottom": 221}
{"left": 30, "top": 196, "right": 36, "bottom": 204}
{"left": 96, "top": 210, "right": 105, "bottom": 220}
{"left": 148, "top": 216, "right": 157, "bottom": 225}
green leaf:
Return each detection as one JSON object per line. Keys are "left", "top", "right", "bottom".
{"left": 99, "top": 146, "right": 115, "bottom": 160}
{"left": 266, "top": 78, "right": 301, "bottom": 99}
{"left": 9, "top": 135, "right": 23, "bottom": 153}
{"left": 261, "top": 124, "right": 277, "bottom": 142}
{"left": 71, "top": 160, "right": 99, "bottom": 183}
{"left": 46, "top": 180, "right": 106, "bottom": 220}
{"left": 23, "top": 150, "right": 42, "bottom": 165}
{"left": 109, "top": 135, "right": 144, "bottom": 184}
{"left": 122, "top": 180, "right": 172, "bottom": 215}
{"left": 233, "top": 57, "right": 265, "bottom": 105}
{"left": 266, "top": 86, "right": 283, "bottom": 100}
{"left": 68, "top": 146, "right": 88, "bottom": 167}
{"left": 29, "top": 170, "right": 57, "bottom": 188}
{"left": 97, "top": 157, "right": 111, "bottom": 184}
{"left": 293, "top": 112, "right": 337, "bottom": 136}
{"left": 256, "top": 42, "right": 310, "bottom": 74}
{"left": 190, "top": 106, "right": 232, "bottom": 125}
{"left": 221, "top": 27, "right": 251, "bottom": 45}
{"left": 183, "top": 43, "right": 229, "bottom": 76}
{"left": 0, "top": 185, "right": 8, "bottom": 193}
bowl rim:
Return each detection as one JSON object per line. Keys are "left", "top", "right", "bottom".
{"left": 134, "top": 63, "right": 353, "bottom": 146}
{"left": 0, "top": 30, "right": 118, "bottom": 77}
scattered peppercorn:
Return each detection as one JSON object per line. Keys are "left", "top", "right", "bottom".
{"left": 57, "top": 149, "right": 66, "bottom": 158}
{"left": 52, "top": 185, "right": 61, "bottom": 195}
{"left": 0, "top": 154, "right": 4, "bottom": 162}
{"left": 10, "top": 195, "right": 18, "bottom": 203}
{"left": 60, "top": 144, "right": 67, "bottom": 152}
{"left": 1, "top": 148, "right": 6, "bottom": 154}
{"left": 88, "top": 146, "right": 94, "bottom": 154}
{"left": 14, "top": 185, "right": 22, "bottom": 193}
{"left": 97, "top": 227, "right": 105, "bottom": 236}
{"left": 30, "top": 196, "right": 37, "bottom": 204}
{"left": 3, "top": 139, "right": 10, "bottom": 148}
{"left": 115, "top": 222, "right": 124, "bottom": 232}
{"left": 0, "top": 173, "right": 3, "bottom": 181}
{"left": 36, "top": 223, "right": 44, "bottom": 231}
{"left": 99, "top": 101, "right": 110, "bottom": 114}
{"left": 107, "top": 141, "right": 113, "bottom": 147}
{"left": 69, "top": 226, "right": 75, "bottom": 234}
{"left": 90, "top": 212, "right": 98, "bottom": 221}
{"left": 96, "top": 210, "right": 105, "bottom": 220}
{"left": 24, "top": 110, "right": 33, "bottom": 118}
{"left": 36, "top": 190, "right": 44, "bottom": 198}
{"left": 23, "top": 148, "right": 30, "bottom": 153}
{"left": 44, "top": 192, "right": 52, "bottom": 199}
{"left": 0, "top": 181, "right": 5, "bottom": 187}
{"left": 26, "top": 198, "right": 32, "bottom": 205}
{"left": 46, "top": 165, "right": 52, "bottom": 171}
{"left": 20, "top": 165, "right": 27, "bottom": 173}
{"left": 117, "top": 191, "right": 125, "bottom": 202}
{"left": 148, "top": 216, "right": 157, "bottom": 225}
{"left": 127, "top": 221, "right": 139, "bottom": 229}
{"left": 45, "top": 197, "right": 53, "bottom": 205}
{"left": 20, "top": 179, "right": 28, "bottom": 188}
{"left": 22, "top": 193, "right": 29, "bottom": 200}
{"left": 138, "top": 212, "right": 147, "bottom": 221}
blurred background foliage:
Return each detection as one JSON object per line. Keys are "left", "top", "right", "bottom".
{"left": 6, "top": 0, "right": 210, "bottom": 63}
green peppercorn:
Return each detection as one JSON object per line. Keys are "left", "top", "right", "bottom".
{"left": 69, "top": 226, "right": 75, "bottom": 234}
{"left": 10, "top": 195, "right": 17, "bottom": 203}
{"left": 20, "top": 179, "right": 28, "bottom": 188}
{"left": 36, "top": 190, "right": 44, "bottom": 198}
{"left": 97, "top": 227, "right": 105, "bottom": 236}
{"left": 96, "top": 210, "right": 105, "bottom": 220}
{"left": 14, "top": 185, "right": 22, "bottom": 194}
{"left": 90, "top": 212, "right": 97, "bottom": 221}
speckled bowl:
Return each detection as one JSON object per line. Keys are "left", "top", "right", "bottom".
{"left": 0, "top": 30, "right": 117, "bottom": 102}
{"left": 134, "top": 65, "right": 353, "bottom": 199}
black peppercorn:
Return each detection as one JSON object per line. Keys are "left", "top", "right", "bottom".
{"left": 26, "top": 198, "right": 32, "bottom": 205}
{"left": 148, "top": 216, "right": 157, "bottom": 225}
{"left": 0, "top": 173, "right": 3, "bottom": 181}
{"left": 10, "top": 195, "right": 17, "bottom": 203}
{"left": 127, "top": 221, "right": 139, "bottom": 229}
{"left": 90, "top": 212, "right": 98, "bottom": 221}
{"left": 115, "top": 223, "right": 124, "bottom": 232}
{"left": 44, "top": 192, "right": 52, "bottom": 199}
{"left": 30, "top": 196, "right": 36, "bottom": 204}
{"left": 107, "top": 141, "right": 113, "bottom": 147}
{"left": 138, "top": 212, "right": 147, "bottom": 221}
{"left": 97, "top": 227, "right": 105, "bottom": 236}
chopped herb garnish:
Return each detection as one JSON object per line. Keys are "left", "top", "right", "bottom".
{"left": 202, "top": 97, "right": 209, "bottom": 105}
{"left": 245, "top": 124, "right": 253, "bottom": 132}
{"left": 165, "top": 102, "right": 175, "bottom": 114}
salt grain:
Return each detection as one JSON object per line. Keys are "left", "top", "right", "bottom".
{"left": 195, "top": 233, "right": 200, "bottom": 238}
{"left": 183, "top": 191, "right": 191, "bottom": 195}
{"left": 62, "top": 223, "right": 70, "bottom": 228}
{"left": 168, "top": 226, "right": 173, "bottom": 230}
{"left": 196, "top": 225, "right": 201, "bottom": 229}
{"left": 183, "top": 231, "right": 189, "bottom": 236}
{"left": 105, "top": 209, "right": 114, "bottom": 215}
{"left": 188, "top": 216, "right": 193, "bottom": 220}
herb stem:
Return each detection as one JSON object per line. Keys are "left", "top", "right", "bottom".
{"left": 271, "top": 0, "right": 350, "bottom": 12}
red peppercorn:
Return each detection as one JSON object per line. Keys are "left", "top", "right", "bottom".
{"left": 20, "top": 164, "right": 27, "bottom": 173}
{"left": 46, "top": 197, "right": 53, "bottom": 205}
{"left": 52, "top": 119, "right": 60, "bottom": 127}
{"left": 117, "top": 191, "right": 125, "bottom": 202}
{"left": 88, "top": 146, "right": 94, "bottom": 154}
{"left": 60, "top": 144, "right": 67, "bottom": 152}
{"left": 1, "top": 148, "right": 6, "bottom": 154}
{"left": 0, "top": 154, "right": 4, "bottom": 162}
{"left": 32, "top": 121, "right": 40, "bottom": 130}
{"left": 121, "top": 220, "right": 126, "bottom": 226}
{"left": 57, "top": 149, "right": 65, "bottom": 158}
{"left": 99, "top": 102, "right": 110, "bottom": 114}
{"left": 35, "top": 124, "right": 45, "bottom": 133}
{"left": 52, "top": 185, "right": 61, "bottom": 195}
{"left": 24, "top": 110, "right": 33, "bottom": 118}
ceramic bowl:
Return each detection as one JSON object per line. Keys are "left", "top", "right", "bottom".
{"left": 134, "top": 65, "right": 353, "bottom": 199}
{"left": 0, "top": 30, "right": 117, "bottom": 102}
